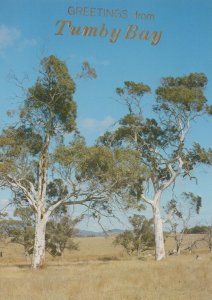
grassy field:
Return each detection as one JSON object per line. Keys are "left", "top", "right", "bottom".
{"left": 0, "top": 235, "right": 211, "bottom": 300}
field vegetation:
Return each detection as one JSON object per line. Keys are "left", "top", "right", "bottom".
{"left": 0, "top": 234, "right": 211, "bottom": 300}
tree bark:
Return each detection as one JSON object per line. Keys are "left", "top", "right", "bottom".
{"left": 176, "top": 244, "right": 181, "bottom": 255}
{"left": 153, "top": 204, "right": 166, "bottom": 261}
{"left": 32, "top": 215, "right": 48, "bottom": 269}
{"left": 31, "top": 133, "right": 50, "bottom": 269}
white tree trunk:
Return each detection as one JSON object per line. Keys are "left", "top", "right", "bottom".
{"left": 32, "top": 215, "right": 48, "bottom": 269}
{"left": 153, "top": 204, "right": 166, "bottom": 261}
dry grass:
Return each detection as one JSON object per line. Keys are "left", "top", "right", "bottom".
{"left": 0, "top": 235, "right": 211, "bottom": 300}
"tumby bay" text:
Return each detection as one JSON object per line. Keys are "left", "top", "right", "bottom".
{"left": 55, "top": 20, "right": 162, "bottom": 46}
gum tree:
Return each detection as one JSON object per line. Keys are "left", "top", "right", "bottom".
{"left": 0, "top": 55, "right": 142, "bottom": 269}
{"left": 0, "top": 55, "right": 101, "bottom": 269}
{"left": 99, "top": 75, "right": 212, "bottom": 260}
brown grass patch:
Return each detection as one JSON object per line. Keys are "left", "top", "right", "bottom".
{"left": 0, "top": 235, "right": 211, "bottom": 299}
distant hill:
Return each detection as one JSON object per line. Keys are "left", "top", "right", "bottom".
{"left": 77, "top": 229, "right": 123, "bottom": 237}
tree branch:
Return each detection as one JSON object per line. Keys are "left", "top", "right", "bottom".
{"left": 6, "top": 175, "right": 37, "bottom": 212}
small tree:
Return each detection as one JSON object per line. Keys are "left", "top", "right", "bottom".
{"left": 184, "top": 236, "right": 205, "bottom": 254}
{"left": 166, "top": 192, "right": 202, "bottom": 255}
{"left": 114, "top": 230, "right": 135, "bottom": 256}
{"left": 9, "top": 208, "right": 35, "bottom": 258}
{"left": 204, "top": 225, "right": 212, "bottom": 253}
{"left": 114, "top": 215, "right": 155, "bottom": 256}
{"left": 0, "top": 212, "right": 10, "bottom": 257}
{"left": 46, "top": 215, "right": 80, "bottom": 257}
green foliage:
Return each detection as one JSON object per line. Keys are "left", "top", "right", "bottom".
{"left": 0, "top": 127, "right": 41, "bottom": 188}
{"left": 54, "top": 137, "right": 87, "bottom": 167}
{"left": 21, "top": 55, "right": 77, "bottom": 134}
{"left": 166, "top": 193, "right": 202, "bottom": 227}
{"left": 116, "top": 81, "right": 151, "bottom": 97}
{"left": 0, "top": 213, "right": 11, "bottom": 245}
{"left": 116, "top": 81, "right": 151, "bottom": 114}
{"left": 182, "top": 192, "right": 202, "bottom": 214}
{"left": 0, "top": 208, "right": 80, "bottom": 257}
{"left": 156, "top": 73, "right": 208, "bottom": 111}
{"left": 77, "top": 61, "right": 97, "bottom": 79}
{"left": 46, "top": 216, "right": 80, "bottom": 257}
{"left": 0, "top": 55, "right": 79, "bottom": 212}
{"left": 99, "top": 73, "right": 212, "bottom": 208}
{"left": 184, "top": 225, "right": 209, "bottom": 234}
{"left": 46, "top": 178, "right": 69, "bottom": 214}
{"left": 186, "top": 143, "right": 212, "bottom": 169}
{"left": 0, "top": 208, "right": 35, "bottom": 255}
{"left": 55, "top": 137, "right": 146, "bottom": 201}
{"left": 114, "top": 215, "right": 155, "bottom": 256}
{"left": 0, "top": 126, "right": 43, "bottom": 160}
{"left": 79, "top": 146, "right": 142, "bottom": 185}
{"left": 47, "top": 179, "right": 68, "bottom": 199}
{"left": 114, "top": 230, "right": 135, "bottom": 255}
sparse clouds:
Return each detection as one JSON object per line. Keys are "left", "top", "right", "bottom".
{"left": 80, "top": 116, "right": 115, "bottom": 132}
{"left": 0, "top": 25, "right": 21, "bottom": 53}
{"left": 19, "top": 38, "right": 38, "bottom": 50}
{"left": 0, "top": 24, "right": 38, "bottom": 56}
{"left": 88, "top": 57, "right": 110, "bottom": 66}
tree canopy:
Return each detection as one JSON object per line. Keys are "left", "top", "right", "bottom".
{"left": 99, "top": 73, "right": 212, "bottom": 260}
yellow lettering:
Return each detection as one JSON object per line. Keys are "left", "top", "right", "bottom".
{"left": 99, "top": 24, "right": 108, "bottom": 37}
{"left": 151, "top": 32, "right": 162, "bottom": 45}
{"left": 55, "top": 20, "right": 71, "bottom": 35}
{"left": 110, "top": 28, "right": 121, "bottom": 43}
{"left": 139, "top": 31, "right": 150, "bottom": 40}
{"left": 125, "top": 25, "right": 138, "bottom": 40}
{"left": 82, "top": 26, "right": 98, "bottom": 37}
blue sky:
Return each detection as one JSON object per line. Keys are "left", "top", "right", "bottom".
{"left": 0, "top": 0, "right": 212, "bottom": 230}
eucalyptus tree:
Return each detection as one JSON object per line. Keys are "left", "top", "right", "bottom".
{"left": 0, "top": 55, "right": 143, "bottom": 268}
{"left": 99, "top": 75, "right": 212, "bottom": 260}
{"left": 166, "top": 192, "right": 202, "bottom": 255}
{"left": 0, "top": 55, "right": 103, "bottom": 269}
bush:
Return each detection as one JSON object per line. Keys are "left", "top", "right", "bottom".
{"left": 113, "top": 215, "right": 155, "bottom": 256}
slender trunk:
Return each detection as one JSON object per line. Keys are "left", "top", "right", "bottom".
{"left": 176, "top": 244, "right": 181, "bottom": 255}
{"left": 24, "top": 251, "right": 30, "bottom": 262}
{"left": 32, "top": 215, "right": 48, "bottom": 269}
{"left": 137, "top": 248, "right": 141, "bottom": 257}
{"left": 153, "top": 204, "right": 166, "bottom": 261}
